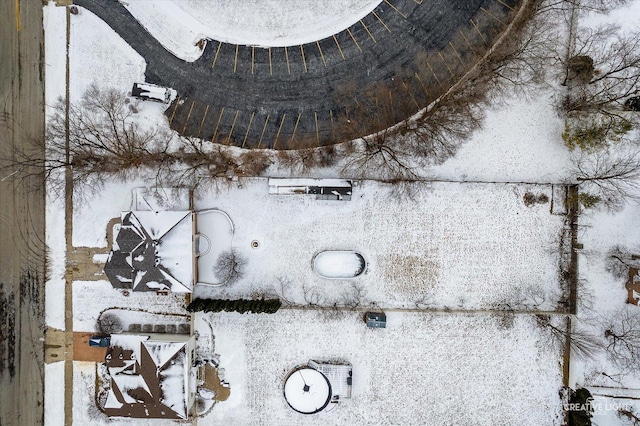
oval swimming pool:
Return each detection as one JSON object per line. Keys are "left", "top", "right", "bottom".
{"left": 312, "top": 250, "right": 366, "bottom": 279}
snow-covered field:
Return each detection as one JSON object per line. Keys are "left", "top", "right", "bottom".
{"left": 202, "top": 309, "right": 563, "bottom": 425}
{"left": 121, "top": 0, "right": 381, "bottom": 60}
{"left": 193, "top": 179, "right": 566, "bottom": 310}
{"left": 43, "top": 0, "right": 640, "bottom": 424}
{"left": 72, "top": 280, "right": 187, "bottom": 332}
{"left": 69, "top": 7, "right": 145, "bottom": 99}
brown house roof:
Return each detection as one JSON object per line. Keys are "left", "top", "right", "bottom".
{"left": 103, "top": 334, "right": 192, "bottom": 419}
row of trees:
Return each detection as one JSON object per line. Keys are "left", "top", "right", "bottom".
{"left": 557, "top": 2, "right": 640, "bottom": 210}
{"left": 186, "top": 298, "right": 282, "bottom": 314}
{"left": 5, "top": 85, "right": 274, "bottom": 197}
{"left": 0, "top": 0, "right": 558, "bottom": 188}
{"left": 1, "top": 0, "right": 637, "bottom": 201}
{"left": 557, "top": 6, "right": 640, "bottom": 422}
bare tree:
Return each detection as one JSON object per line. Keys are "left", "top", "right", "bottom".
{"left": 341, "top": 130, "right": 422, "bottom": 180}
{"left": 604, "top": 307, "right": 640, "bottom": 371}
{"left": 2, "top": 85, "right": 276, "bottom": 196}
{"left": 273, "top": 277, "right": 296, "bottom": 306}
{"left": 618, "top": 407, "right": 640, "bottom": 426}
{"left": 301, "top": 282, "right": 324, "bottom": 306}
{"left": 213, "top": 249, "right": 247, "bottom": 286}
{"left": 495, "top": 286, "right": 552, "bottom": 311}
{"left": 339, "top": 282, "right": 368, "bottom": 309}
{"left": 47, "top": 84, "right": 175, "bottom": 189}
{"left": 483, "top": 0, "right": 562, "bottom": 95}
{"left": 606, "top": 245, "right": 640, "bottom": 280}
{"left": 562, "top": 25, "right": 640, "bottom": 115}
{"left": 98, "top": 313, "right": 124, "bottom": 334}
{"left": 408, "top": 81, "right": 487, "bottom": 164}
{"left": 538, "top": 0, "right": 615, "bottom": 14}
{"left": 574, "top": 0, "right": 629, "bottom": 14}
{"left": 572, "top": 145, "right": 640, "bottom": 210}
{"left": 536, "top": 314, "right": 601, "bottom": 360}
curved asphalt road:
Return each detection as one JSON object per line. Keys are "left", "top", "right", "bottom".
{"left": 75, "top": 0, "right": 519, "bottom": 148}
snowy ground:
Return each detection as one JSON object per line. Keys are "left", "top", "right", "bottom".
{"left": 69, "top": 7, "right": 145, "bottom": 99}
{"left": 193, "top": 179, "right": 567, "bottom": 310}
{"left": 432, "top": 92, "right": 572, "bottom": 183}
{"left": 201, "top": 309, "right": 563, "bottom": 425}
{"left": 121, "top": 0, "right": 380, "bottom": 60}
{"left": 44, "top": 0, "right": 635, "bottom": 424}
{"left": 44, "top": 6, "right": 70, "bottom": 425}
{"left": 558, "top": 2, "right": 640, "bottom": 425}
{"left": 72, "top": 280, "right": 187, "bottom": 332}
{"left": 44, "top": 4, "right": 68, "bottom": 331}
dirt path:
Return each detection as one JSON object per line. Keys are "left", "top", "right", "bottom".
{"left": 0, "top": 0, "right": 46, "bottom": 425}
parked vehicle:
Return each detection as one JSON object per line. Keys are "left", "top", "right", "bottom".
{"left": 89, "top": 336, "right": 111, "bottom": 347}
{"left": 131, "top": 82, "right": 172, "bottom": 103}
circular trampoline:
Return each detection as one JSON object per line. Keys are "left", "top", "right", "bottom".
{"left": 283, "top": 367, "right": 332, "bottom": 414}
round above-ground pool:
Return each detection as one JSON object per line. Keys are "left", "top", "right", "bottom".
{"left": 283, "top": 367, "right": 332, "bottom": 414}
{"left": 312, "top": 250, "right": 366, "bottom": 279}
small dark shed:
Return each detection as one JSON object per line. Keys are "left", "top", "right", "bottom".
{"left": 364, "top": 312, "right": 386, "bottom": 328}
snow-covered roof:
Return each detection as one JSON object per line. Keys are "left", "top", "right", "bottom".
{"left": 104, "top": 334, "right": 193, "bottom": 420}
{"left": 268, "top": 178, "right": 353, "bottom": 200}
{"left": 283, "top": 361, "right": 353, "bottom": 414}
{"left": 104, "top": 211, "right": 193, "bottom": 293}
{"left": 268, "top": 178, "right": 352, "bottom": 188}
{"left": 283, "top": 367, "right": 331, "bottom": 414}
{"left": 109, "top": 334, "right": 149, "bottom": 362}
{"left": 133, "top": 187, "right": 191, "bottom": 212}
{"left": 309, "top": 361, "right": 353, "bottom": 400}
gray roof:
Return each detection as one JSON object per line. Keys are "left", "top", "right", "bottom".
{"left": 104, "top": 211, "right": 193, "bottom": 292}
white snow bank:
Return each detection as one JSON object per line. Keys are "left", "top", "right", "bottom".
{"left": 44, "top": 362, "right": 65, "bottom": 426}
{"left": 121, "top": 0, "right": 381, "bottom": 61}
{"left": 69, "top": 7, "right": 146, "bottom": 101}
{"left": 44, "top": 5, "right": 68, "bottom": 331}
{"left": 44, "top": 3, "right": 67, "bottom": 111}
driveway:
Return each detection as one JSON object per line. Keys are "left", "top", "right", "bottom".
{"left": 75, "top": 0, "right": 520, "bottom": 147}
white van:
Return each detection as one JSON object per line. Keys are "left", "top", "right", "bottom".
{"left": 131, "top": 82, "right": 172, "bottom": 104}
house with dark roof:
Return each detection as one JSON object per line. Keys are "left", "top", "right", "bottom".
{"left": 104, "top": 211, "right": 194, "bottom": 293}
{"left": 103, "top": 333, "right": 196, "bottom": 419}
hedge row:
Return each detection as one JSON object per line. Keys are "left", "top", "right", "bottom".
{"left": 186, "top": 298, "right": 281, "bottom": 314}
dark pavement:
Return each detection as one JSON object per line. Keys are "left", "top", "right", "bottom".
{"left": 0, "top": 0, "right": 46, "bottom": 424}
{"left": 75, "top": 0, "right": 519, "bottom": 147}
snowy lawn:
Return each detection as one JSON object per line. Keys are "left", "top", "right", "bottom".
{"left": 432, "top": 92, "right": 572, "bottom": 183}
{"left": 121, "top": 0, "right": 381, "bottom": 60}
{"left": 202, "top": 309, "right": 564, "bottom": 425}
{"left": 194, "top": 179, "right": 568, "bottom": 310}
{"left": 69, "top": 7, "right": 145, "bottom": 100}
{"left": 72, "top": 280, "right": 187, "bottom": 332}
